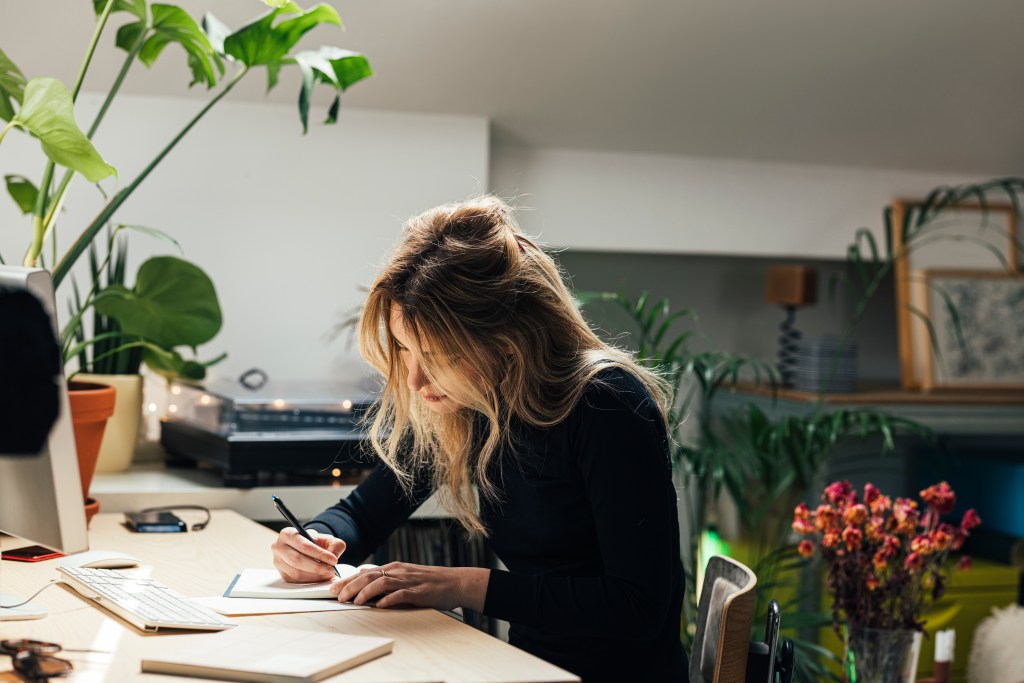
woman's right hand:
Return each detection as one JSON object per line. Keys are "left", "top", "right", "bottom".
{"left": 271, "top": 527, "right": 347, "bottom": 583}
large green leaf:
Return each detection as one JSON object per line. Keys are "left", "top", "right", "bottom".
{"left": 291, "top": 46, "right": 372, "bottom": 132}
{"left": 0, "top": 47, "right": 26, "bottom": 122}
{"left": 137, "top": 4, "right": 223, "bottom": 88}
{"left": 92, "top": 0, "right": 146, "bottom": 20}
{"left": 93, "top": 256, "right": 222, "bottom": 347}
{"left": 7, "top": 78, "right": 115, "bottom": 182}
{"left": 223, "top": 3, "right": 341, "bottom": 68}
{"left": 4, "top": 174, "right": 38, "bottom": 214}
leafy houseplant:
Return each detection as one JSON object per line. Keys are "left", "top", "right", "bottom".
{"left": 792, "top": 481, "right": 980, "bottom": 682}
{"left": 1, "top": 0, "right": 371, "bottom": 479}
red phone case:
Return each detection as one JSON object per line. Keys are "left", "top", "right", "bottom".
{"left": 1, "top": 545, "right": 64, "bottom": 562}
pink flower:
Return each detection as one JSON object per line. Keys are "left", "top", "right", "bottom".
{"left": 798, "top": 540, "right": 815, "bottom": 558}
{"left": 843, "top": 504, "right": 870, "bottom": 527}
{"left": 866, "top": 575, "right": 880, "bottom": 591}
{"left": 961, "top": 509, "right": 982, "bottom": 532}
{"left": 905, "top": 552, "right": 923, "bottom": 573}
{"left": 794, "top": 503, "right": 811, "bottom": 521}
{"left": 958, "top": 556, "right": 972, "bottom": 571}
{"left": 893, "top": 500, "right": 919, "bottom": 535}
{"left": 843, "top": 526, "right": 864, "bottom": 552}
{"left": 824, "top": 481, "right": 855, "bottom": 507}
{"left": 864, "top": 483, "right": 880, "bottom": 506}
{"left": 822, "top": 531, "right": 841, "bottom": 549}
{"left": 920, "top": 481, "right": 956, "bottom": 515}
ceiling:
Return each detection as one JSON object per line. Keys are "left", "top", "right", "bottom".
{"left": 4, "top": 0, "right": 1024, "bottom": 175}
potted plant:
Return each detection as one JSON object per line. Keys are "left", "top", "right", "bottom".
{"left": 0, "top": 0, "right": 371, "bottom": 494}
{"left": 64, "top": 229, "right": 225, "bottom": 472}
{"left": 792, "top": 480, "right": 981, "bottom": 683}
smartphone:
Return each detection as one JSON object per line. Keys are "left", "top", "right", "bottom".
{"left": 1, "top": 544, "right": 64, "bottom": 562}
{"left": 125, "top": 510, "right": 187, "bottom": 533}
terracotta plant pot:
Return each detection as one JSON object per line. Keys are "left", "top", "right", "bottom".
{"left": 67, "top": 381, "right": 116, "bottom": 526}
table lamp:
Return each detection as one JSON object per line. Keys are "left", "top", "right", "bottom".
{"left": 765, "top": 265, "right": 818, "bottom": 387}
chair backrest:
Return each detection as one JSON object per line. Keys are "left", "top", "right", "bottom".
{"left": 689, "top": 555, "right": 757, "bottom": 683}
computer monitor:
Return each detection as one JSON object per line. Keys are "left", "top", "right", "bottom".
{"left": 0, "top": 266, "right": 89, "bottom": 621}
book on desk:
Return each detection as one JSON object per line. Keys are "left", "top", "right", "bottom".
{"left": 140, "top": 624, "right": 393, "bottom": 683}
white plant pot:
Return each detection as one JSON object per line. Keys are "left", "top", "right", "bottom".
{"left": 78, "top": 373, "right": 143, "bottom": 473}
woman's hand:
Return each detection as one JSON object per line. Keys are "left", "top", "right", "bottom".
{"left": 331, "top": 562, "right": 490, "bottom": 611}
{"left": 271, "top": 527, "right": 347, "bottom": 583}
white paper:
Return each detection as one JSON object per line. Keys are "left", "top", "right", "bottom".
{"left": 192, "top": 596, "right": 369, "bottom": 616}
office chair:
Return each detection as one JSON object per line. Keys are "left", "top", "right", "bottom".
{"left": 689, "top": 555, "right": 795, "bottom": 683}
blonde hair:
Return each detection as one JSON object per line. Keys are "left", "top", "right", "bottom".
{"left": 359, "top": 196, "right": 672, "bottom": 535}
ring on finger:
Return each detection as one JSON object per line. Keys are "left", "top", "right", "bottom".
{"left": 379, "top": 569, "right": 389, "bottom": 578}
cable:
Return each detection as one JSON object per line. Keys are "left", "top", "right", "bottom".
{"left": 0, "top": 581, "right": 57, "bottom": 609}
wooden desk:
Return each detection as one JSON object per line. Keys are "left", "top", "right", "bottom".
{"left": 0, "top": 511, "right": 578, "bottom": 683}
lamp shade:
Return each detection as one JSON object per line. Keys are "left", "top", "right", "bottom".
{"left": 765, "top": 266, "right": 818, "bottom": 306}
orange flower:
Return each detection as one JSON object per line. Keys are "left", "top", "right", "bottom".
{"left": 822, "top": 531, "right": 840, "bottom": 549}
{"left": 865, "top": 517, "right": 885, "bottom": 543}
{"left": 863, "top": 483, "right": 880, "bottom": 506}
{"left": 893, "top": 501, "right": 919, "bottom": 535}
{"left": 931, "top": 527, "right": 953, "bottom": 552}
{"left": 843, "top": 504, "right": 869, "bottom": 527}
{"left": 815, "top": 505, "right": 839, "bottom": 532}
{"left": 798, "top": 540, "right": 814, "bottom": 558}
{"left": 794, "top": 503, "right": 811, "bottom": 521}
{"left": 792, "top": 518, "right": 815, "bottom": 535}
{"left": 872, "top": 550, "right": 889, "bottom": 572}
{"left": 869, "top": 493, "right": 892, "bottom": 515}
{"left": 842, "top": 526, "right": 863, "bottom": 552}
{"left": 866, "top": 575, "right": 880, "bottom": 591}
{"left": 911, "top": 535, "right": 934, "bottom": 555}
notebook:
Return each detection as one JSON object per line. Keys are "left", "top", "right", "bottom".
{"left": 140, "top": 624, "right": 393, "bottom": 682}
{"left": 224, "top": 567, "right": 375, "bottom": 600}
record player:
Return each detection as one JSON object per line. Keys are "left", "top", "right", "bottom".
{"left": 160, "top": 376, "right": 377, "bottom": 486}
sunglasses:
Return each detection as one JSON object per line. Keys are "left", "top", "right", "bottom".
{"left": 0, "top": 640, "right": 73, "bottom": 682}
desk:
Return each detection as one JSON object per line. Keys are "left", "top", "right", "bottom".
{"left": 0, "top": 511, "right": 578, "bottom": 683}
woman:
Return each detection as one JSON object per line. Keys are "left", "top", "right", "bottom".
{"left": 271, "top": 196, "right": 687, "bottom": 682}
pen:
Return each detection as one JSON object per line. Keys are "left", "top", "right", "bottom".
{"left": 271, "top": 494, "right": 342, "bottom": 579}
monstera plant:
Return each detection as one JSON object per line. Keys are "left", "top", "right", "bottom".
{"left": 0, "top": 0, "right": 372, "bottom": 474}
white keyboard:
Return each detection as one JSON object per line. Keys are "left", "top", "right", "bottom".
{"left": 57, "top": 566, "right": 236, "bottom": 632}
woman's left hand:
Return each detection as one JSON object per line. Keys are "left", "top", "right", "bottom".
{"left": 331, "top": 563, "right": 489, "bottom": 611}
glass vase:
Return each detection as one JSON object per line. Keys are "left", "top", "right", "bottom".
{"left": 845, "top": 627, "right": 922, "bottom": 683}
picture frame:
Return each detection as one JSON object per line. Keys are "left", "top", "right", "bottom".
{"left": 913, "top": 269, "right": 1024, "bottom": 391}
{"left": 891, "top": 200, "right": 1021, "bottom": 389}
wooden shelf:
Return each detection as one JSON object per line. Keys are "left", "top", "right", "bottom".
{"left": 728, "top": 382, "right": 1024, "bottom": 405}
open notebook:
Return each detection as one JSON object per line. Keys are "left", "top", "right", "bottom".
{"left": 225, "top": 566, "right": 378, "bottom": 600}
{"left": 140, "top": 624, "right": 392, "bottom": 682}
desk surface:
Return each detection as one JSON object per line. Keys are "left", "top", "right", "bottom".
{"left": 0, "top": 511, "right": 578, "bottom": 683}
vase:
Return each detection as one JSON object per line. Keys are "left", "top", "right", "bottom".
{"left": 845, "top": 626, "right": 923, "bottom": 683}
{"left": 67, "top": 380, "right": 116, "bottom": 526}
{"left": 77, "top": 373, "right": 143, "bottom": 473}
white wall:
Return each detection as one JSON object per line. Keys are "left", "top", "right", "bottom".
{"left": 0, "top": 94, "right": 489, "bottom": 381}
{"left": 490, "top": 145, "right": 987, "bottom": 258}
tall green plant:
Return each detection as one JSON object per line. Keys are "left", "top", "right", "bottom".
{"left": 0, "top": 0, "right": 372, "bottom": 287}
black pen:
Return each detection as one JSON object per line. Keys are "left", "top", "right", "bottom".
{"left": 271, "top": 494, "right": 342, "bottom": 579}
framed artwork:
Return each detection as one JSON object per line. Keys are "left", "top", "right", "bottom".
{"left": 914, "top": 270, "right": 1024, "bottom": 390}
{"left": 891, "top": 200, "right": 1020, "bottom": 389}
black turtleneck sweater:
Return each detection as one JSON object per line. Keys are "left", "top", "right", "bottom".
{"left": 305, "top": 368, "right": 687, "bottom": 683}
